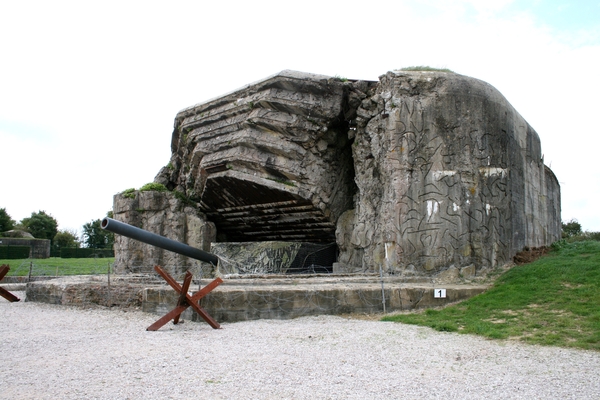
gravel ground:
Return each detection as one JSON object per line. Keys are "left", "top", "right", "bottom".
{"left": 1, "top": 291, "right": 599, "bottom": 399}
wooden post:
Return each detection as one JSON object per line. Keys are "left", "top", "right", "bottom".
{"left": 107, "top": 261, "right": 111, "bottom": 308}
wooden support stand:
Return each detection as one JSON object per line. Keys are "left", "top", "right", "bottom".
{"left": 0, "top": 265, "right": 20, "bottom": 302}
{"left": 147, "top": 265, "right": 222, "bottom": 331}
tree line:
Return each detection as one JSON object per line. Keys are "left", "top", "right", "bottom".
{"left": 0, "top": 208, "right": 114, "bottom": 251}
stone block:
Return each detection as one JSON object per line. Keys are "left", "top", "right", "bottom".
{"left": 112, "top": 190, "right": 216, "bottom": 275}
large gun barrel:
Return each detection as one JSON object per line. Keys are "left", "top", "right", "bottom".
{"left": 101, "top": 217, "right": 219, "bottom": 265}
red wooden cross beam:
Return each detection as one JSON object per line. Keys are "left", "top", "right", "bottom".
{"left": 147, "top": 265, "right": 223, "bottom": 331}
{"left": 0, "top": 265, "right": 21, "bottom": 302}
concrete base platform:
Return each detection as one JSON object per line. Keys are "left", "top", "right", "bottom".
{"left": 21, "top": 274, "right": 490, "bottom": 322}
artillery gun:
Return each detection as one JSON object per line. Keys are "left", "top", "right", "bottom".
{"left": 101, "top": 217, "right": 218, "bottom": 265}
{"left": 101, "top": 217, "right": 222, "bottom": 330}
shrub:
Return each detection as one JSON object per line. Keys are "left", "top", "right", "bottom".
{"left": 173, "top": 190, "right": 195, "bottom": 205}
{"left": 0, "top": 245, "right": 30, "bottom": 259}
{"left": 586, "top": 231, "right": 600, "bottom": 241}
{"left": 121, "top": 188, "right": 136, "bottom": 199}
{"left": 562, "top": 219, "right": 582, "bottom": 238}
{"left": 139, "top": 183, "right": 168, "bottom": 192}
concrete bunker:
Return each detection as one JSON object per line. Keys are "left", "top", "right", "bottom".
{"left": 112, "top": 69, "right": 561, "bottom": 280}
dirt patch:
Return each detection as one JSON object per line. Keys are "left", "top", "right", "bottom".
{"left": 513, "top": 246, "right": 550, "bottom": 265}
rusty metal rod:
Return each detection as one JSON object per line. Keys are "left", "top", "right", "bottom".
{"left": 101, "top": 217, "right": 219, "bottom": 265}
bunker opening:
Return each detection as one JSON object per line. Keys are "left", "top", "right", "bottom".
{"left": 199, "top": 171, "right": 348, "bottom": 274}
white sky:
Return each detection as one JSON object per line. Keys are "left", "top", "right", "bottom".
{"left": 1, "top": 0, "right": 599, "bottom": 235}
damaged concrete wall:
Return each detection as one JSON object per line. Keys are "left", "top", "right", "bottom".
{"left": 338, "top": 70, "right": 561, "bottom": 276}
{"left": 112, "top": 190, "right": 216, "bottom": 275}
{"left": 154, "top": 70, "right": 371, "bottom": 243}
{"left": 113, "top": 69, "right": 560, "bottom": 278}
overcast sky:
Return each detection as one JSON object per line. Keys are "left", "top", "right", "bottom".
{"left": 1, "top": 0, "right": 599, "bottom": 236}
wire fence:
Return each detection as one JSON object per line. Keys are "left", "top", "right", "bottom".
{"left": 2, "top": 259, "right": 116, "bottom": 281}
{"left": 1, "top": 249, "right": 488, "bottom": 321}
{"left": 1, "top": 255, "right": 412, "bottom": 321}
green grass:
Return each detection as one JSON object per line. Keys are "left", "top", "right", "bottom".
{"left": 1, "top": 257, "right": 115, "bottom": 277}
{"left": 139, "top": 182, "right": 167, "bottom": 192}
{"left": 400, "top": 66, "right": 454, "bottom": 73}
{"left": 382, "top": 240, "right": 600, "bottom": 351}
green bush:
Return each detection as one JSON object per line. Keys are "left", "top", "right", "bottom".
{"left": 139, "top": 182, "right": 168, "bottom": 192}
{"left": 173, "top": 190, "right": 195, "bottom": 205}
{"left": 562, "top": 219, "right": 582, "bottom": 238}
{"left": 587, "top": 231, "right": 600, "bottom": 241}
{"left": 559, "top": 231, "right": 600, "bottom": 244}
{"left": 0, "top": 245, "right": 30, "bottom": 259}
{"left": 121, "top": 188, "right": 136, "bottom": 199}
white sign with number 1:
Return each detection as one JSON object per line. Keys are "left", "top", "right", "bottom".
{"left": 434, "top": 289, "right": 447, "bottom": 298}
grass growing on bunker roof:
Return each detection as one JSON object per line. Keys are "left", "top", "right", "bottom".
{"left": 383, "top": 240, "right": 600, "bottom": 351}
{"left": 399, "top": 66, "right": 454, "bottom": 73}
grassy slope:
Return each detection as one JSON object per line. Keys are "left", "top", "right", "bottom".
{"left": 382, "top": 241, "right": 600, "bottom": 351}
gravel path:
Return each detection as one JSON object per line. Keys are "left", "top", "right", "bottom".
{"left": 1, "top": 291, "right": 599, "bottom": 399}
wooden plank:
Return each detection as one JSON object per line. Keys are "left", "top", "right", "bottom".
{"left": 173, "top": 271, "right": 193, "bottom": 325}
{"left": 154, "top": 265, "right": 183, "bottom": 293}
{"left": 0, "top": 265, "right": 20, "bottom": 302}
{"left": 0, "top": 265, "right": 9, "bottom": 280}
{"left": 146, "top": 305, "right": 188, "bottom": 331}
{"left": 0, "top": 287, "right": 20, "bottom": 302}
{"left": 147, "top": 266, "right": 223, "bottom": 331}
{"left": 189, "top": 277, "right": 223, "bottom": 302}
{"left": 187, "top": 300, "right": 221, "bottom": 329}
